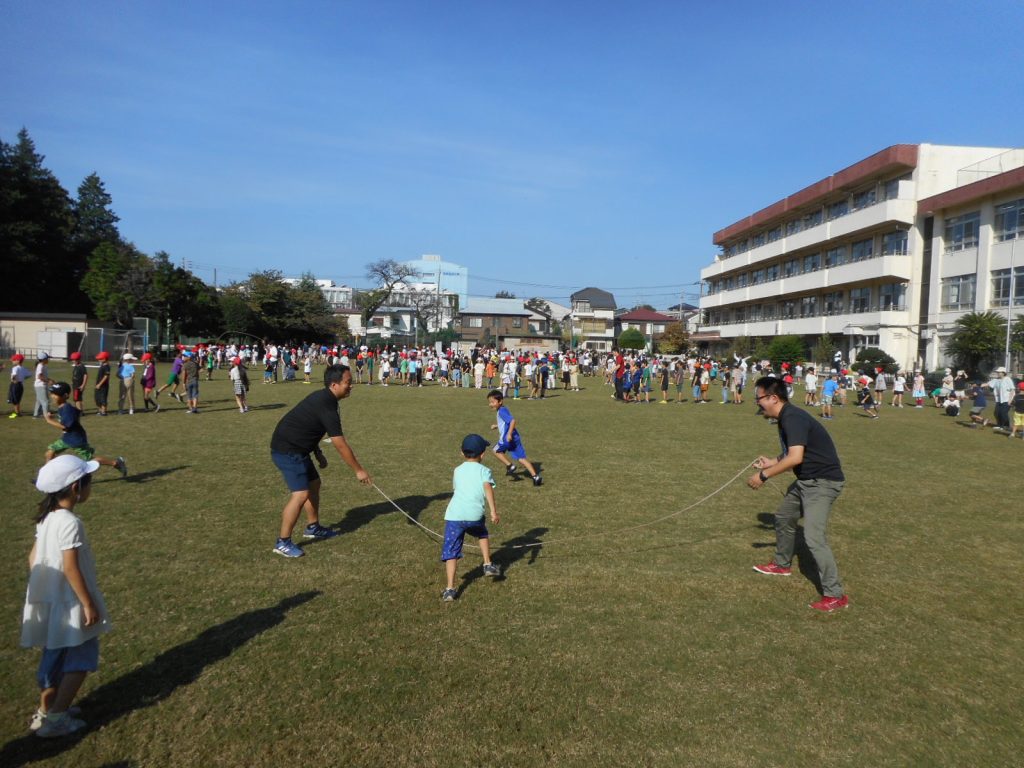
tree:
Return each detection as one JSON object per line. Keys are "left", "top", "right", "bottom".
{"left": 765, "top": 335, "right": 807, "bottom": 368}
{"left": 655, "top": 322, "right": 689, "bottom": 354}
{"left": 1011, "top": 314, "right": 1024, "bottom": 368}
{"left": 730, "top": 334, "right": 754, "bottom": 358}
{"left": 81, "top": 241, "right": 151, "bottom": 328}
{"left": 850, "top": 346, "right": 897, "bottom": 374}
{"left": 811, "top": 333, "right": 838, "bottom": 368}
{"left": 73, "top": 172, "right": 120, "bottom": 248}
{"left": 495, "top": 290, "right": 516, "bottom": 299}
{"left": 632, "top": 303, "right": 656, "bottom": 312}
{"left": 944, "top": 311, "right": 1007, "bottom": 375}
{"left": 0, "top": 128, "right": 78, "bottom": 311}
{"left": 618, "top": 327, "right": 646, "bottom": 350}
{"left": 360, "top": 259, "right": 420, "bottom": 325}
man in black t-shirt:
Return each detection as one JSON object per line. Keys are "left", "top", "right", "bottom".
{"left": 269, "top": 364, "right": 372, "bottom": 558}
{"left": 746, "top": 376, "right": 848, "bottom": 613}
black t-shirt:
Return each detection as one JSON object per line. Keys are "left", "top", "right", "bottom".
{"left": 96, "top": 363, "right": 111, "bottom": 390}
{"left": 72, "top": 363, "right": 87, "bottom": 389}
{"left": 270, "top": 388, "right": 343, "bottom": 455}
{"left": 777, "top": 403, "right": 844, "bottom": 482}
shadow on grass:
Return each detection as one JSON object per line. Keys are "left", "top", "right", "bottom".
{"left": 308, "top": 492, "right": 452, "bottom": 546}
{"left": 95, "top": 465, "right": 191, "bottom": 485}
{"left": 754, "top": 513, "right": 822, "bottom": 593}
{"left": 457, "top": 527, "right": 549, "bottom": 597}
{"left": 0, "top": 591, "right": 321, "bottom": 768}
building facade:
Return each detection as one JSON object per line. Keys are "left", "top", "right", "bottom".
{"left": 402, "top": 254, "right": 469, "bottom": 307}
{"left": 699, "top": 144, "right": 1024, "bottom": 371}
{"left": 569, "top": 287, "right": 617, "bottom": 351}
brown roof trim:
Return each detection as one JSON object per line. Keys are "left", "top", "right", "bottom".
{"left": 918, "top": 166, "right": 1024, "bottom": 214}
{"left": 713, "top": 144, "right": 919, "bottom": 245}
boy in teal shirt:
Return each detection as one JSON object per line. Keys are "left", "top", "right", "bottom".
{"left": 441, "top": 434, "right": 501, "bottom": 601}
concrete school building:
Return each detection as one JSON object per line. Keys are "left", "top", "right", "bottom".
{"left": 699, "top": 144, "right": 1024, "bottom": 372}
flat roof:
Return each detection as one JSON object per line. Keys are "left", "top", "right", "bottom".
{"left": 713, "top": 144, "right": 919, "bottom": 246}
{"left": 918, "top": 165, "right": 1024, "bottom": 213}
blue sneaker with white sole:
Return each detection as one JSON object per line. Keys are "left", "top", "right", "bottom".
{"left": 303, "top": 523, "right": 338, "bottom": 540}
{"left": 273, "top": 538, "right": 304, "bottom": 558}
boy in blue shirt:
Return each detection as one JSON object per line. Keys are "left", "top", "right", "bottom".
{"left": 486, "top": 390, "right": 542, "bottom": 486}
{"left": 43, "top": 383, "right": 127, "bottom": 477}
{"left": 820, "top": 374, "right": 839, "bottom": 420}
{"left": 441, "top": 434, "right": 501, "bottom": 601}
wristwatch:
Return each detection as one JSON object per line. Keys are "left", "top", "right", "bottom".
{"left": 758, "top": 470, "right": 768, "bottom": 483}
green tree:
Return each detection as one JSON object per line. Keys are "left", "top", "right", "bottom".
{"left": 655, "top": 322, "right": 689, "bottom": 354}
{"left": 851, "top": 346, "right": 897, "bottom": 373}
{"left": 0, "top": 128, "right": 78, "bottom": 311}
{"left": 219, "top": 286, "right": 259, "bottom": 337}
{"left": 730, "top": 334, "right": 753, "bottom": 358}
{"left": 495, "top": 290, "right": 516, "bottom": 298}
{"left": 81, "top": 241, "right": 151, "bottom": 328}
{"left": 618, "top": 327, "right": 646, "bottom": 350}
{"left": 944, "top": 311, "right": 1007, "bottom": 375}
{"left": 811, "top": 333, "right": 838, "bottom": 368}
{"left": 286, "top": 274, "right": 337, "bottom": 339}
{"left": 73, "top": 172, "right": 120, "bottom": 248}
{"left": 765, "top": 335, "right": 807, "bottom": 367}
{"left": 1011, "top": 314, "right": 1024, "bottom": 369}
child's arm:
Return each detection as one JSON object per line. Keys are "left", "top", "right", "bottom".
{"left": 28, "top": 541, "right": 37, "bottom": 570}
{"left": 484, "top": 482, "right": 499, "bottom": 524}
{"left": 62, "top": 548, "right": 99, "bottom": 627}
{"left": 44, "top": 411, "right": 63, "bottom": 430}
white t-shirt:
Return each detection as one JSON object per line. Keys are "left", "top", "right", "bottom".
{"left": 21, "top": 508, "right": 111, "bottom": 649}
{"left": 10, "top": 364, "right": 29, "bottom": 382}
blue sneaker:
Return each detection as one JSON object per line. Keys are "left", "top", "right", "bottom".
{"left": 441, "top": 588, "right": 457, "bottom": 602}
{"left": 273, "top": 538, "right": 304, "bottom": 558}
{"left": 483, "top": 563, "right": 501, "bottom": 577}
{"left": 303, "top": 523, "right": 338, "bottom": 540}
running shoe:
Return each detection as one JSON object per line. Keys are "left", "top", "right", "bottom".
{"left": 752, "top": 562, "right": 791, "bottom": 576}
{"left": 273, "top": 538, "right": 304, "bottom": 558}
{"left": 115, "top": 457, "right": 128, "bottom": 478}
{"left": 483, "top": 563, "right": 501, "bottom": 577}
{"left": 303, "top": 523, "right": 338, "bottom": 540}
{"left": 35, "top": 711, "right": 86, "bottom": 738}
{"left": 809, "top": 595, "right": 849, "bottom": 612}
{"left": 441, "top": 588, "right": 457, "bottom": 602}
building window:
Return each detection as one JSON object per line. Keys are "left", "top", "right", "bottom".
{"left": 752, "top": 268, "right": 766, "bottom": 285}
{"left": 990, "top": 267, "right": 1024, "bottom": 307}
{"left": 766, "top": 226, "right": 782, "bottom": 243}
{"left": 994, "top": 198, "right": 1024, "bottom": 242}
{"left": 512, "top": 317, "right": 522, "bottom": 328}
{"left": 803, "top": 209, "right": 823, "bottom": 229}
{"left": 879, "top": 283, "right": 907, "bottom": 311}
{"left": 826, "top": 245, "right": 846, "bottom": 268}
{"left": 849, "top": 286, "right": 871, "bottom": 313}
{"left": 803, "top": 253, "right": 821, "bottom": 272}
{"left": 852, "top": 187, "right": 877, "bottom": 211}
{"left": 753, "top": 233, "right": 765, "bottom": 248}
{"left": 749, "top": 304, "right": 762, "bottom": 321}
{"left": 737, "top": 272, "right": 749, "bottom": 288}
{"left": 783, "top": 259, "right": 799, "bottom": 277}
{"left": 850, "top": 238, "right": 874, "bottom": 262}
{"left": 824, "top": 291, "right": 844, "bottom": 315}
{"left": 882, "top": 230, "right": 908, "bottom": 255}
{"left": 827, "top": 199, "right": 849, "bottom": 221}
{"left": 725, "top": 244, "right": 737, "bottom": 258}
{"left": 574, "top": 301, "right": 591, "bottom": 313}
{"left": 800, "top": 295, "right": 818, "bottom": 317}
{"left": 766, "top": 263, "right": 780, "bottom": 281}
{"left": 781, "top": 300, "right": 796, "bottom": 319}
{"left": 737, "top": 239, "right": 750, "bottom": 253}
{"left": 786, "top": 220, "right": 802, "bottom": 236}
{"left": 943, "top": 211, "right": 981, "bottom": 252}
{"left": 940, "top": 274, "right": 976, "bottom": 311}
{"left": 468, "top": 317, "right": 483, "bottom": 328}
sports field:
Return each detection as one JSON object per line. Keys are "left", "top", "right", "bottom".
{"left": 1, "top": 365, "right": 1022, "bottom": 767}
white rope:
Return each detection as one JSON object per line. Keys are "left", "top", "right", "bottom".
{"left": 372, "top": 460, "right": 757, "bottom": 552}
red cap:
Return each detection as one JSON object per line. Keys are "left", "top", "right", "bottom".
{"left": 232, "top": 357, "right": 241, "bottom": 365}
{"left": 141, "top": 352, "right": 153, "bottom": 361}
{"left": 96, "top": 351, "right": 110, "bottom": 360}
{"left": 11, "top": 353, "right": 24, "bottom": 362}
{"left": 1019, "top": 381, "right": 1024, "bottom": 391}
{"left": 69, "top": 352, "right": 82, "bottom": 361}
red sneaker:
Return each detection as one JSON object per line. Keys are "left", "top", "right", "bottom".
{"left": 752, "top": 563, "right": 792, "bottom": 576}
{"left": 809, "top": 595, "right": 849, "bottom": 612}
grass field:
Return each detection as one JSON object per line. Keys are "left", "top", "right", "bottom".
{"left": 1, "top": 365, "right": 1022, "bottom": 767}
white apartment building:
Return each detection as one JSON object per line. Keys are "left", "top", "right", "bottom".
{"left": 699, "top": 144, "right": 1024, "bottom": 371}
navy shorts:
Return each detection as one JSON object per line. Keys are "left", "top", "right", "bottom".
{"left": 441, "top": 519, "right": 488, "bottom": 561}
{"left": 37, "top": 637, "right": 100, "bottom": 690}
{"left": 494, "top": 439, "right": 526, "bottom": 461}
{"left": 271, "top": 451, "right": 320, "bottom": 492}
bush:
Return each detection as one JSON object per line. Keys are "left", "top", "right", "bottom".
{"left": 765, "top": 335, "right": 807, "bottom": 368}
{"left": 851, "top": 346, "right": 897, "bottom": 374}
{"left": 618, "top": 327, "right": 646, "bottom": 350}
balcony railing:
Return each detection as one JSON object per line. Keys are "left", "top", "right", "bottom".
{"left": 706, "top": 303, "right": 908, "bottom": 326}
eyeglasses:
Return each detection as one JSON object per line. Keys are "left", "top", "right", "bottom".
{"left": 754, "top": 394, "right": 772, "bottom": 403}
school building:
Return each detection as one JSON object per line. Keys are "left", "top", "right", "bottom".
{"left": 698, "top": 144, "right": 1024, "bottom": 372}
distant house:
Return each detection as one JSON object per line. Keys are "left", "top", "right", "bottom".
{"left": 666, "top": 302, "right": 702, "bottom": 334}
{"left": 614, "top": 309, "right": 675, "bottom": 343}
{"left": 457, "top": 298, "right": 560, "bottom": 351}
{"left": 569, "top": 287, "right": 617, "bottom": 351}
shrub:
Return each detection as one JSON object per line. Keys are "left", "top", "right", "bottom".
{"left": 618, "top": 327, "right": 646, "bottom": 350}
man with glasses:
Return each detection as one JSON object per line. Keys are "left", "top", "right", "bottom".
{"left": 746, "top": 377, "right": 849, "bottom": 612}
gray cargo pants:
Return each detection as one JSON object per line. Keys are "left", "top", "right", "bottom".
{"left": 773, "top": 478, "right": 845, "bottom": 597}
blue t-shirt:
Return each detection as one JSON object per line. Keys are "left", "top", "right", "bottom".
{"left": 971, "top": 386, "right": 987, "bottom": 408}
{"left": 822, "top": 379, "right": 839, "bottom": 398}
{"left": 444, "top": 462, "right": 495, "bottom": 521}
{"left": 58, "top": 402, "right": 87, "bottom": 447}
{"left": 496, "top": 406, "right": 519, "bottom": 446}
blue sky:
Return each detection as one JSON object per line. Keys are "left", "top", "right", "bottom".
{"left": 3, "top": 1, "right": 1023, "bottom": 309}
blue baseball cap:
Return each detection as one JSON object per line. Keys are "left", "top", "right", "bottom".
{"left": 461, "top": 434, "right": 490, "bottom": 455}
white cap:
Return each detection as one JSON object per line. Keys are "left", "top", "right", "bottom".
{"left": 35, "top": 455, "right": 100, "bottom": 493}
{"left": 122, "top": 353, "right": 137, "bottom": 361}
{"left": 995, "top": 366, "right": 1008, "bottom": 374}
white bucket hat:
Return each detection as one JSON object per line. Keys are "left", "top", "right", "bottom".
{"left": 35, "top": 455, "right": 100, "bottom": 493}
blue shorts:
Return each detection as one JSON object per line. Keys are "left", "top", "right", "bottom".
{"left": 37, "top": 637, "right": 100, "bottom": 690}
{"left": 271, "top": 451, "right": 320, "bottom": 492}
{"left": 494, "top": 439, "right": 526, "bottom": 461}
{"left": 186, "top": 380, "right": 200, "bottom": 399}
{"left": 441, "top": 519, "right": 489, "bottom": 561}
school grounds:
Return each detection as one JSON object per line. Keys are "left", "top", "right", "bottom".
{"left": 1, "top": 364, "right": 1022, "bottom": 767}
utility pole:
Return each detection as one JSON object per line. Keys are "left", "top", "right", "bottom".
{"left": 1005, "top": 236, "right": 1017, "bottom": 371}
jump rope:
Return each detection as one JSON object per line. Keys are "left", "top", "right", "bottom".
{"left": 371, "top": 459, "right": 773, "bottom": 553}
